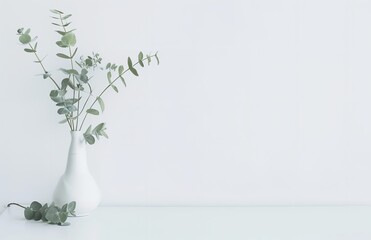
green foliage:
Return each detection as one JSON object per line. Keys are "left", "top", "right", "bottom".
{"left": 9, "top": 201, "right": 76, "bottom": 226}
{"left": 17, "top": 9, "right": 159, "bottom": 143}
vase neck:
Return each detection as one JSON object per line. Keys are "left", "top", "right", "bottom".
{"left": 65, "top": 131, "right": 88, "bottom": 176}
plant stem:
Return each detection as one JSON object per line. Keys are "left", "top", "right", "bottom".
{"left": 7, "top": 203, "right": 26, "bottom": 209}
{"left": 78, "top": 55, "right": 156, "bottom": 130}
{"left": 28, "top": 44, "right": 73, "bottom": 131}
{"left": 60, "top": 14, "right": 78, "bottom": 131}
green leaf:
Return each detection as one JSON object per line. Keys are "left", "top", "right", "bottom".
{"left": 111, "top": 84, "right": 119, "bottom": 93}
{"left": 127, "top": 57, "right": 133, "bottom": 68}
{"left": 45, "top": 206, "right": 60, "bottom": 224}
{"left": 68, "top": 201, "right": 76, "bottom": 212}
{"left": 61, "top": 78, "right": 69, "bottom": 90}
{"left": 57, "top": 53, "right": 71, "bottom": 59}
{"left": 118, "top": 65, "right": 124, "bottom": 75}
{"left": 93, "top": 123, "right": 105, "bottom": 135}
{"left": 97, "top": 97, "right": 105, "bottom": 112}
{"left": 107, "top": 71, "right": 112, "bottom": 81}
{"left": 30, "top": 201, "right": 42, "bottom": 211}
{"left": 19, "top": 34, "right": 31, "bottom": 44}
{"left": 59, "top": 212, "right": 68, "bottom": 223}
{"left": 106, "top": 63, "right": 111, "bottom": 69}
{"left": 62, "top": 14, "right": 72, "bottom": 20}
{"left": 43, "top": 72, "right": 51, "bottom": 79}
{"left": 101, "top": 131, "right": 109, "bottom": 139}
{"left": 63, "top": 22, "right": 71, "bottom": 27}
{"left": 50, "top": 9, "right": 64, "bottom": 14}
{"left": 24, "top": 48, "right": 36, "bottom": 53}
{"left": 71, "top": 48, "right": 78, "bottom": 58}
{"left": 34, "top": 42, "right": 38, "bottom": 50}
{"left": 61, "top": 32, "right": 76, "bottom": 47}
{"left": 50, "top": 90, "right": 59, "bottom": 98}
{"left": 56, "top": 41, "right": 68, "bottom": 48}
{"left": 34, "top": 211, "right": 42, "bottom": 221}
{"left": 86, "top": 108, "right": 99, "bottom": 115}
{"left": 85, "top": 125, "right": 92, "bottom": 134}
{"left": 58, "top": 108, "right": 69, "bottom": 115}
{"left": 129, "top": 67, "right": 138, "bottom": 76}
{"left": 128, "top": 57, "right": 138, "bottom": 76}
{"left": 146, "top": 55, "right": 151, "bottom": 65}
{"left": 60, "top": 68, "right": 79, "bottom": 75}
{"left": 138, "top": 52, "right": 144, "bottom": 67}
{"left": 24, "top": 207, "right": 34, "bottom": 220}
{"left": 24, "top": 28, "right": 30, "bottom": 35}
{"left": 155, "top": 52, "right": 160, "bottom": 65}
{"left": 84, "top": 133, "right": 95, "bottom": 144}
{"left": 85, "top": 58, "right": 93, "bottom": 66}
{"left": 56, "top": 30, "right": 65, "bottom": 35}
{"left": 120, "top": 76, "right": 127, "bottom": 87}
{"left": 61, "top": 204, "right": 68, "bottom": 212}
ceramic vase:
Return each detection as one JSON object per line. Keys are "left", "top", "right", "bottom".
{"left": 53, "top": 131, "right": 100, "bottom": 216}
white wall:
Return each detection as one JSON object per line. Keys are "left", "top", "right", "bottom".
{"left": 1, "top": 0, "right": 371, "bottom": 206}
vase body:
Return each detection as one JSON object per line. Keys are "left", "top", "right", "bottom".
{"left": 53, "top": 131, "right": 101, "bottom": 216}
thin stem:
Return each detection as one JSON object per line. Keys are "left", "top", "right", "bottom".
{"left": 79, "top": 55, "right": 156, "bottom": 130}
{"left": 28, "top": 44, "right": 73, "bottom": 131}
{"left": 60, "top": 14, "right": 78, "bottom": 130}
{"left": 7, "top": 203, "right": 26, "bottom": 209}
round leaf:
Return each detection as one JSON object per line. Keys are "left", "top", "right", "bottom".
{"left": 30, "top": 201, "right": 42, "bottom": 211}
{"left": 61, "top": 32, "right": 76, "bottom": 47}
{"left": 19, "top": 34, "right": 31, "bottom": 44}
{"left": 24, "top": 207, "right": 34, "bottom": 220}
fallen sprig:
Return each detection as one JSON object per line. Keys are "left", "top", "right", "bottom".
{"left": 7, "top": 201, "right": 76, "bottom": 226}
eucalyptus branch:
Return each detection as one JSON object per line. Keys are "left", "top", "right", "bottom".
{"left": 28, "top": 44, "right": 73, "bottom": 131}
{"left": 79, "top": 55, "right": 155, "bottom": 130}
{"left": 28, "top": 44, "right": 60, "bottom": 90}
{"left": 59, "top": 14, "right": 78, "bottom": 130}
{"left": 17, "top": 9, "right": 159, "bottom": 145}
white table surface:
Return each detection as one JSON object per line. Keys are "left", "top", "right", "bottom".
{"left": 1, "top": 206, "right": 371, "bottom": 240}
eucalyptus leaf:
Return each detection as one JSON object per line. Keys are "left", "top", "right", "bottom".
{"left": 56, "top": 41, "right": 68, "bottom": 48}
{"left": 57, "top": 53, "right": 71, "bottom": 59}
{"left": 59, "top": 212, "right": 68, "bottom": 223}
{"left": 45, "top": 206, "right": 60, "bottom": 224}
{"left": 138, "top": 52, "right": 144, "bottom": 67}
{"left": 120, "top": 76, "right": 127, "bottom": 87}
{"left": 30, "top": 201, "right": 42, "bottom": 211}
{"left": 19, "top": 34, "right": 31, "bottom": 44}
{"left": 61, "top": 32, "right": 76, "bottom": 47}
{"left": 118, "top": 65, "right": 124, "bottom": 75}
{"left": 71, "top": 48, "right": 78, "bottom": 58}
{"left": 67, "top": 201, "right": 76, "bottom": 212}
{"left": 155, "top": 52, "right": 160, "bottom": 65}
{"left": 86, "top": 108, "right": 99, "bottom": 115}
{"left": 34, "top": 211, "right": 42, "bottom": 221}
{"left": 83, "top": 133, "right": 95, "bottom": 144}
{"left": 97, "top": 97, "right": 105, "bottom": 112}
{"left": 111, "top": 84, "right": 119, "bottom": 93}
{"left": 24, "top": 48, "right": 36, "bottom": 53}
{"left": 24, "top": 207, "right": 34, "bottom": 220}
{"left": 50, "top": 9, "right": 64, "bottom": 14}
{"left": 56, "top": 30, "right": 65, "bottom": 35}
{"left": 62, "top": 14, "right": 72, "bottom": 20}
{"left": 57, "top": 108, "right": 69, "bottom": 115}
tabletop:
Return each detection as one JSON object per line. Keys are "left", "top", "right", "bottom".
{"left": 1, "top": 205, "right": 371, "bottom": 239}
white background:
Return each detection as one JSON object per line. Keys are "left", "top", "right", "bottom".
{"left": 1, "top": 0, "right": 371, "bottom": 206}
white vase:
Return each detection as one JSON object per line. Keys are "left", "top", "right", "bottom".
{"left": 53, "top": 131, "right": 101, "bottom": 216}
